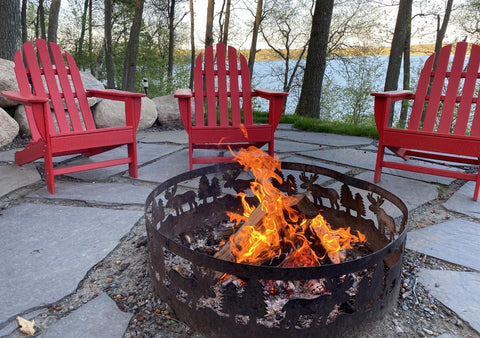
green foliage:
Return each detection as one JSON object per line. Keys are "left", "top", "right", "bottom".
{"left": 290, "top": 116, "right": 379, "bottom": 138}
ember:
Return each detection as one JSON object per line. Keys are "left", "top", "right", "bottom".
{"left": 226, "top": 146, "right": 365, "bottom": 266}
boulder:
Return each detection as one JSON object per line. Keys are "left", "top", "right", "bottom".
{"left": 0, "top": 108, "right": 19, "bottom": 147}
{"left": 153, "top": 94, "right": 192, "bottom": 127}
{"left": 0, "top": 58, "right": 20, "bottom": 108}
{"left": 92, "top": 96, "right": 157, "bottom": 131}
{"left": 80, "top": 71, "right": 105, "bottom": 107}
{"left": 13, "top": 105, "right": 30, "bottom": 137}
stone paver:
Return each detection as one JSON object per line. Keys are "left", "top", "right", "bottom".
{"left": 443, "top": 181, "right": 480, "bottom": 219}
{"left": 301, "top": 148, "right": 457, "bottom": 185}
{"left": 28, "top": 182, "right": 155, "bottom": 205}
{"left": 0, "top": 203, "right": 142, "bottom": 324}
{"left": 40, "top": 293, "right": 132, "bottom": 338}
{"left": 407, "top": 219, "right": 480, "bottom": 271}
{"left": 0, "top": 163, "right": 41, "bottom": 197}
{"left": 275, "top": 129, "right": 372, "bottom": 147}
{"left": 65, "top": 143, "right": 183, "bottom": 180}
{"left": 137, "top": 129, "right": 188, "bottom": 144}
{"left": 417, "top": 269, "right": 480, "bottom": 333}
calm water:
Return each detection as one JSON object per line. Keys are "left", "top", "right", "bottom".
{"left": 252, "top": 55, "right": 429, "bottom": 115}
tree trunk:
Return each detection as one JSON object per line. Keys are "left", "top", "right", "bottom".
{"left": 384, "top": 0, "right": 413, "bottom": 126}
{"left": 77, "top": 0, "right": 89, "bottom": 59}
{"left": 295, "top": 0, "right": 334, "bottom": 118}
{"left": 205, "top": 0, "right": 215, "bottom": 48}
{"left": 38, "top": 0, "right": 46, "bottom": 39}
{"left": 248, "top": 0, "right": 263, "bottom": 77}
{"left": 0, "top": 0, "right": 21, "bottom": 61}
{"left": 189, "top": 0, "right": 195, "bottom": 89}
{"left": 398, "top": 15, "right": 412, "bottom": 129}
{"left": 433, "top": 0, "right": 453, "bottom": 69}
{"left": 105, "top": 0, "right": 115, "bottom": 88}
{"left": 47, "top": 0, "right": 61, "bottom": 44}
{"left": 122, "top": 0, "right": 145, "bottom": 92}
{"left": 21, "top": 0, "right": 27, "bottom": 43}
{"left": 222, "top": 0, "right": 231, "bottom": 45}
{"left": 167, "top": 0, "right": 176, "bottom": 78}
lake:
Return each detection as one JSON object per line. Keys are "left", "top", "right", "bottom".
{"left": 251, "top": 55, "right": 430, "bottom": 115}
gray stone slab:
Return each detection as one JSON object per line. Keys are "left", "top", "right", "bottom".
{"left": 301, "top": 148, "right": 456, "bottom": 185}
{"left": 0, "top": 163, "right": 41, "bottom": 197}
{"left": 353, "top": 171, "right": 438, "bottom": 217}
{"left": 0, "top": 203, "right": 142, "bottom": 324}
{"left": 40, "top": 293, "right": 132, "bottom": 338}
{"left": 417, "top": 269, "right": 480, "bottom": 333}
{"left": 0, "top": 148, "right": 17, "bottom": 162}
{"left": 407, "top": 219, "right": 480, "bottom": 271}
{"left": 28, "top": 182, "right": 154, "bottom": 205}
{"left": 137, "top": 129, "right": 188, "bottom": 144}
{"left": 280, "top": 155, "right": 350, "bottom": 173}
{"left": 274, "top": 139, "right": 322, "bottom": 153}
{"left": 443, "top": 181, "right": 480, "bottom": 219}
{"left": 275, "top": 129, "right": 373, "bottom": 147}
{"left": 65, "top": 143, "right": 183, "bottom": 180}
{"left": 137, "top": 148, "right": 209, "bottom": 183}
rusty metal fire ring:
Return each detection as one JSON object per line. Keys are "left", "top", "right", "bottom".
{"left": 145, "top": 162, "right": 408, "bottom": 338}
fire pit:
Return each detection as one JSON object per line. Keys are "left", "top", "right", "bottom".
{"left": 145, "top": 150, "right": 407, "bottom": 338}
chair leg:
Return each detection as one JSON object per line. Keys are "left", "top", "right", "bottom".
{"left": 374, "top": 144, "right": 385, "bottom": 183}
{"left": 127, "top": 142, "right": 138, "bottom": 178}
{"left": 268, "top": 140, "right": 275, "bottom": 158}
{"left": 474, "top": 174, "right": 480, "bottom": 201}
{"left": 189, "top": 142, "right": 193, "bottom": 171}
{"left": 44, "top": 152, "right": 56, "bottom": 194}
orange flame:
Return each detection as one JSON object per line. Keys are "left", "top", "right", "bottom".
{"left": 227, "top": 146, "right": 365, "bottom": 266}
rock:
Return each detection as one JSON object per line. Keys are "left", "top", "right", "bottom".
{"left": 153, "top": 95, "right": 192, "bottom": 128}
{"left": 0, "top": 107, "right": 19, "bottom": 147}
{"left": 80, "top": 71, "right": 105, "bottom": 107}
{"left": 0, "top": 58, "right": 19, "bottom": 108}
{"left": 14, "top": 105, "right": 31, "bottom": 137}
{"left": 93, "top": 96, "right": 157, "bottom": 131}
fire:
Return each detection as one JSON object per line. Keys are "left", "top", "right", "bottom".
{"left": 226, "top": 146, "right": 365, "bottom": 266}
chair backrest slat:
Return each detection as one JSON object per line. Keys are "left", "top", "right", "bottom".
{"left": 437, "top": 42, "right": 468, "bottom": 134}
{"left": 240, "top": 52, "right": 253, "bottom": 125}
{"left": 13, "top": 50, "right": 42, "bottom": 141}
{"left": 64, "top": 50, "right": 96, "bottom": 129}
{"left": 454, "top": 43, "right": 480, "bottom": 135}
{"left": 216, "top": 46, "right": 229, "bottom": 126}
{"left": 36, "top": 39, "right": 71, "bottom": 133}
{"left": 408, "top": 54, "right": 435, "bottom": 131}
{"left": 204, "top": 46, "right": 217, "bottom": 126}
{"left": 193, "top": 55, "right": 205, "bottom": 127}
{"left": 227, "top": 45, "right": 242, "bottom": 127}
{"left": 421, "top": 44, "right": 452, "bottom": 132}
{"left": 47, "top": 41, "right": 84, "bottom": 131}
{"left": 22, "top": 41, "right": 58, "bottom": 134}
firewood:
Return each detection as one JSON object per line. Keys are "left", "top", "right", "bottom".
{"left": 289, "top": 194, "right": 320, "bottom": 218}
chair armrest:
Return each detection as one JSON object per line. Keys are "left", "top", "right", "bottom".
{"left": 370, "top": 90, "right": 414, "bottom": 100}
{"left": 86, "top": 88, "right": 145, "bottom": 100}
{"left": 174, "top": 88, "right": 193, "bottom": 99}
{"left": 174, "top": 89, "right": 193, "bottom": 132}
{"left": 371, "top": 90, "right": 414, "bottom": 131}
{"left": 253, "top": 88, "right": 289, "bottom": 99}
{"left": 87, "top": 89, "right": 145, "bottom": 130}
{"left": 1, "top": 91, "right": 49, "bottom": 105}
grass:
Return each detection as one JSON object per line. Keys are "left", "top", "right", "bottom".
{"left": 253, "top": 111, "right": 379, "bottom": 139}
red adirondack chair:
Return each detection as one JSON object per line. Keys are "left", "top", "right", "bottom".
{"left": 174, "top": 43, "right": 288, "bottom": 170}
{"left": 1, "top": 39, "right": 145, "bottom": 194}
{"left": 372, "top": 42, "right": 480, "bottom": 200}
